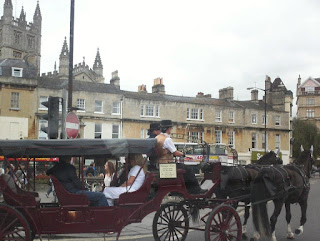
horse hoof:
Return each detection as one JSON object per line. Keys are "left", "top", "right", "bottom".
{"left": 294, "top": 229, "right": 301, "bottom": 235}
{"left": 242, "top": 233, "right": 248, "bottom": 240}
{"left": 249, "top": 238, "right": 255, "bottom": 241}
{"left": 287, "top": 235, "right": 295, "bottom": 239}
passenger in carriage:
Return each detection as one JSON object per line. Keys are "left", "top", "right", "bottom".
{"left": 103, "top": 161, "right": 115, "bottom": 188}
{"left": 46, "top": 156, "right": 109, "bottom": 206}
{"left": 103, "top": 154, "right": 146, "bottom": 206}
{"left": 156, "top": 120, "right": 207, "bottom": 195}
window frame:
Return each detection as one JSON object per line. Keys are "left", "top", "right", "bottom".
{"left": 77, "top": 98, "right": 85, "bottom": 112}
{"left": 306, "top": 109, "right": 315, "bottom": 118}
{"left": 275, "top": 116, "right": 281, "bottom": 126}
{"left": 262, "top": 133, "right": 267, "bottom": 150}
{"left": 94, "top": 100, "right": 103, "bottom": 113}
{"left": 112, "top": 124, "right": 120, "bottom": 139}
{"left": 39, "top": 96, "right": 48, "bottom": 110}
{"left": 112, "top": 101, "right": 121, "bottom": 115}
{"left": 215, "top": 109, "right": 222, "bottom": 122}
{"left": 251, "top": 113, "right": 257, "bottom": 124}
{"left": 140, "top": 104, "right": 160, "bottom": 118}
{"left": 10, "top": 92, "right": 20, "bottom": 110}
{"left": 251, "top": 133, "right": 257, "bottom": 149}
{"left": 94, "top": 123, "right": 102, "bottom": 139}
{"left": 215, "top": 130, "right": 222, "bottom": 144}
{"left": 228, "top": 111, "right": 234, "bottom": 123}
{"left": 228, "top": 131, "right": 235, "bottom": 148}
{"left": 275, "top": 134, "right": 281, "bottom": 150}
{"left": 306, "top": 97, "right": 315, "bottom": 106}
{"left": 12, "top": 67, "right": 23, "bottom": 77}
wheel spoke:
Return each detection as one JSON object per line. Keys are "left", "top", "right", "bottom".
{"left": 173, "top": 229, "right": 180, "bottom": 241}
{"left": 0, "top": 212, "right": 10, "bottom": 231}
{"left": 159, "top": 229, "right": 169, "bottom": 239}
{"left": 4, "top": 227, "right": 25, "bottom": 237}
{"left": 159, "top": 214, "right": 170, "bottom": 224}
{"left": 2, "top": 218, "right": 18, "bottom": 234}
{"left": 163, "top": 208, "right": 171, "bottom": 222}
{"left": 174, "top": 227, "right": 184, "bottom": 237}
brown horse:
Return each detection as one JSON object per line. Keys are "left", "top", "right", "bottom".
{"left": 250, "top": 146, "right": 314, "bottom": 241}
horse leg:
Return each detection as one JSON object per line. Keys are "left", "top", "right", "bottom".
{"left": 285, "top": 202, "right": 294, "bottom": 239}
{"left": 295, "top": 199, "right": 307, "bottom": 236}
{"left": 270, "top": 199, "right": 284, "bottom": 241}
{"left": 242, "top": 204, "right": 250, "bottom": 239}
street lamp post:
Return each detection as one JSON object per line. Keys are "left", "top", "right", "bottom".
{"left": 247, "top": 87, "right": 267, "bottom": 153}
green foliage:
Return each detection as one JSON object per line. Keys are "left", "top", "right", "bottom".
{"left": 292, "top": 119, "right": 320, "bottom": 164}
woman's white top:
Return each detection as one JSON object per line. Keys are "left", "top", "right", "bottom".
{"left": 103, "top": 165, "right": 145, "bottom": 203}
{"left": 104, "top": 173, "right": 114, "bottom": 187}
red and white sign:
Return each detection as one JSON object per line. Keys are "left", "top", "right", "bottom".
{"left": 66, "top": 112, "right": 80, "bottom": 139}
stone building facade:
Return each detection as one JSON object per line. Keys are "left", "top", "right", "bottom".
{"left": 296, "top": 75, "right": 320, "bottom": 129}
{"left": 0, "top": 0, "right": 41, "bottom": 139}
{"left": 0, "top": 0, "right": 293, "bottom": 164}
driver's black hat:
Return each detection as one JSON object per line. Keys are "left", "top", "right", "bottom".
{"left": 160, "top": 120, "right": 173, "bottom": 128}
{"left": 149, "top": 122, "right": 161, "bottom": 131}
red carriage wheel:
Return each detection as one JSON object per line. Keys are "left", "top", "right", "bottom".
{"left": 0, "top": 203, "right": 31, "bottom": 241}
{"left": 153, "top": 203, "right": 189, "bottom": 241}
{"left": 205, "top": 204, "right": 242, "bottom": 241}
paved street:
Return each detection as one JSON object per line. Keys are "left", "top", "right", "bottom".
{"left": 29, "top": 175, "right": 320, "bottom": 241}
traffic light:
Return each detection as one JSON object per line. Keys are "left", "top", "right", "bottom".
{"left": 40, "top": 96, "right": 60, "bottom": 139}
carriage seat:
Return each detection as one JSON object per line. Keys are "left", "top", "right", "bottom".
{"left": 115, "top": 172, "right": 155, "bottom": 206}
{"left": 0, "top": 174, "right": 40, "bottom": 206}
{"left": 50, "top": 175, "right": 90, "bottom": 207}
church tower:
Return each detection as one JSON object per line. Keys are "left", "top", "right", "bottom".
{"left": 93, "top": 48, "right": 104, "bottom": 83}
{"left": 0, "top": 0, "right": 42, "bottom": 76}
{"left": 58, "top": 37, "right": 69, "bottom": 78}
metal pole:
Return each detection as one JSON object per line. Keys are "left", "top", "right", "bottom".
{"left": 264, "top": 89, "right": 267, "bottom": 153}
{"left": 61, "top": 91, "right": 67, "bottom": 139}
{"left": 68, "top": 0, "right": 75, "bottom": 111}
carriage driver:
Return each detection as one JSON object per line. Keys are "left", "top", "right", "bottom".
{"left": 156, "top": 120, "right": 207, "bottom": 195}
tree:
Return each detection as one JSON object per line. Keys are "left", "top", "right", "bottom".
{"left": 292, "top": 118, "right": 320, "bottom": 164}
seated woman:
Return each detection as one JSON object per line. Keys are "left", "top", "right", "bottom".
{"left": 103, "top": 154, "right": 146, "bottom": 206}
{"left": 103, "top": 161, "right": 115, "bottom": 189}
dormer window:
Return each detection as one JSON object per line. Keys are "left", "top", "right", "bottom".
{"left": 12, "top": 67, "right": 23, "bottom": 77}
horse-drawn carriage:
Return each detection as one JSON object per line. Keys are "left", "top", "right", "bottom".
{"left": 0, "top": 138, "right": 243, "bottom": 241}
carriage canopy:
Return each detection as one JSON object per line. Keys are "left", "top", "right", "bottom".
{"left": 0, "top": 138, "right": 157, "bottom": 158}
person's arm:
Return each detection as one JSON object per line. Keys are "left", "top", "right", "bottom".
{"left": 164, "top": 138, "right": 184, "bottom": 157}
{"left": 173, "top": 150, "right": 184, "bottom": 157}
{"left": 46, "top": 164, "right": 58, "bottom": 176}
{"left": 69, "top": 166, "right": 82, "bottom": 190}
{"left": 120, "top": 175, "right": 136, "bottom": 187}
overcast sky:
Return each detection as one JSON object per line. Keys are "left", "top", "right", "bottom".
{"left": 7, "top": 0, "right": 320, "bottom": 115}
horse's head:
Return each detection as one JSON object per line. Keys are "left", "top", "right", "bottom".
{"left": 297, "top": 145, "right": 315, "bottom": 178}
{"left": 257, "top": 150, "right": 283, "bottom": 165}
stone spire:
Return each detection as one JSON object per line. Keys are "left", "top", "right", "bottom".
{"left": 4, "top": 0, "right": 12, "bottom": 6}
{"left": 60, "top": 37, "right": 69, "bottom": 58}
{"left": 3, "top": 0, "right": 13, "bottom": 23}
{"left": 93, "top": 48, "right": 103, "bottom": 68}
{"left": 59, "top": 37, "right": 69, "bottom": 78}
{"left": 33, "top": 1, "right": 42, "bottom": 20}
{"left": 93, "top": 48, "right": 103, "bottom": 80}
{"left": 18, "top": 7, "right": 27, "bottom": 27}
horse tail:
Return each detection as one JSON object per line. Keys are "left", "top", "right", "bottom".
{"left": 190, "top": 205, "right": 200, "bottom": 223}
{"left": 251, "top": 173, "right": 272, "bottom": 239}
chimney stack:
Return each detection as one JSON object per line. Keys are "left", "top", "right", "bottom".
{"left": 251, "top": 89, "right": 259, "bottom": 102}
{"left": 219, "top": 87, "right": 234, "bottom": 100}
{"left": 110, "top": 70, "right": 120, "bottom": 87}
{"left": 152, "top": 77, "right": 165, "bottom": 94}
{"left": 138, "top": 84, "right": 147, "bottom": 93}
